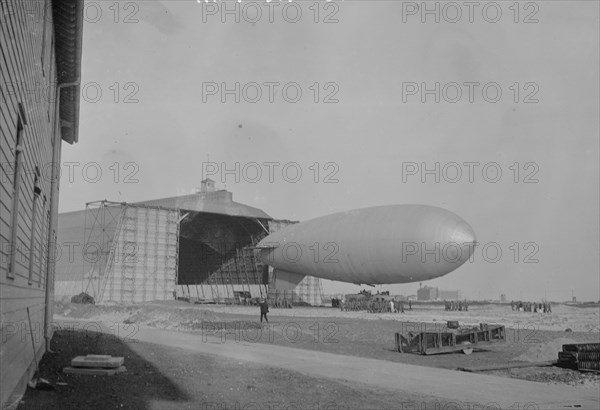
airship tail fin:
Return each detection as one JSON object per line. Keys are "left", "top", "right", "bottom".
{"left": 272, "top": 269, "right": 305, "bottom": 291}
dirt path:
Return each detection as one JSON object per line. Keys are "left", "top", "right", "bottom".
{"left": 55, "top": 318, "right": 600, "bottom": 410}
{"left": 20, "top": 327, "right": 462, "bottom": 410}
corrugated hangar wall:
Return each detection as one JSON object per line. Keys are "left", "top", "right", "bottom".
{"left": 100, "top": 205, "right": 179, "bottom": 303}
{"left": 71, "top": 202, "right": 179, "bottom": 304}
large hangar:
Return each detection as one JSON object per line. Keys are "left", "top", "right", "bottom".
{"left": 54, "top": 180, "right": 324, "bottom": 305}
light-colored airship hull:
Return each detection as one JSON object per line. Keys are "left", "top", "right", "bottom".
{"left": 256, "top": 205, "right": 476, "bottom": 286}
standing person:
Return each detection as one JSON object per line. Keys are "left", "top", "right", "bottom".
{"left": 260, "top": 299, "right": 269, "bottom": 323}
{"left": 409, "top": 300, "right": 412, "bottom": 310}
{"left": 389, "top": 299, "right": 395, "bottom": 313}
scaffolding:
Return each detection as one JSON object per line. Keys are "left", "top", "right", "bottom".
{"left": 185, "top": 237, "right": 268, "bottom": 303}
{"left": 174, "top": 228, "right": 268, "bottom": 304}
{"left": 293, "top": 275, "right": 324, "bottom": 306}
{"left": 83, "top": 200, "right": 126, "bottom": 300}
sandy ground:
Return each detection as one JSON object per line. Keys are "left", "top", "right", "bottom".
{"left": 192, "top": 302, "right": 600, "bottom": 333}
{"left": 56, "top": 300, "right": 600, "bottom": 332}
{"left": 52, "top": 301, "right": 600, "bottom": 390}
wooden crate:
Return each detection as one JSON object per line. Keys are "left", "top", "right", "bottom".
{"left": 395, "top": 324, "right": 506, "bottom": 355}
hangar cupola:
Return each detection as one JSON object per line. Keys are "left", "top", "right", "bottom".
{"left": 197, "top": 178, "right": 216, "bottom": 193}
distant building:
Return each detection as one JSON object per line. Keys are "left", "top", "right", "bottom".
{"left": 438, "top": 289, "right": 461, "bottom": 300}
{"left": 500, "top": 294, "right": 507, "bottom": 302}
{"left": 417, "top": 286, "right": 438, "bottom": 301}
{"left": 416, "top": 286, "right": 461, "bottom": 301}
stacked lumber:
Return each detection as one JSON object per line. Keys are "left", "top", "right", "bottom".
{"left": 557, "top": 343, "right": 600, "bottom": 372}
{"left": 63, "top": 355, "right": 126, "bottom": 375}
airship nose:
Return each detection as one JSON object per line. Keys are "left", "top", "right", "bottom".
{"left": 448, "top": 221, "right": 477, "bottom": 263}
{"left": 450, "top": 221, "right": 476, "bottom": 245}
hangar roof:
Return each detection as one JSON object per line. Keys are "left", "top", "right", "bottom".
{"left": 134, "top": 190, "right": 272, "bottom": 220}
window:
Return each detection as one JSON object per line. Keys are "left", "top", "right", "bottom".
{"left": 8, "top": 115, "right": 25, "bottom": 278}
{"left": 28, "top": 171, "right": 41, "bottom": 285}
{"left": 48, "top": 33, "right": 55, "bottom": 128}
{"left": 40, "top": 0, "right": 48, "bottom": 78}
{"left": 38, "top": 198, "right": 48, "bottom": 287}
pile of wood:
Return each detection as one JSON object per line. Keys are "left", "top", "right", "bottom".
{"left": 63, "top": 355, "right": 126, "bottom": 375}
{"left": 557, "top": 343, "right": 600, "bottom": 372}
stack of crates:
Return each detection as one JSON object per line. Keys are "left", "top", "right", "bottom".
{"left": 557, "top": 343, "right": 600, "bottom": 372}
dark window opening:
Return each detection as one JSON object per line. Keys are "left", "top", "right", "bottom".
{"left": 28, "top": 170, "right": 41, "bottom": 285}
{"left": 8, "top": 117, "right": 25, "bottom": 278}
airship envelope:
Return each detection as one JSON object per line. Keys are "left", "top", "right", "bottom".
{"left": 256, "top": 205, "right": 476, "bottom": 288}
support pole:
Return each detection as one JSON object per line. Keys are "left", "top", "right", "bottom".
{"left": 45, "top": 82, "right": 79, "bottom": 351}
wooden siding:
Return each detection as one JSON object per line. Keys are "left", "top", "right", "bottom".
{"left": 0, "top": 0, "right": 60, "bottom": 406}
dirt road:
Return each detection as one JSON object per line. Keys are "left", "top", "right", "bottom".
{"left": 55, "top": 318, "right": 599, "bottom": 410}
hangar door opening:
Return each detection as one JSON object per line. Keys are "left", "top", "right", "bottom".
{"left": 176, "top": 211, "right": 269, "bottom": 302}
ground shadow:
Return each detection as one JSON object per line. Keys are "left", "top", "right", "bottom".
{"left": 18, "top": 329, "right": 189, "bottom": 410}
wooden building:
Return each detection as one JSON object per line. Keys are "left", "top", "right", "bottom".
{"left": 0, "top": 1, "right": 83, "bottom": 406}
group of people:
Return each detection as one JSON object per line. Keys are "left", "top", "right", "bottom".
{"left": 444, "top": 300, "right": 469, "bottom": 311}
{"left": 339, "top": 298, "right": 413, "bottom": 313}
{"left": 511, "top": 301, "right": 552, "bottom": 313}
{"left": 388, "top": 299, "right": 413, "bottom": 313}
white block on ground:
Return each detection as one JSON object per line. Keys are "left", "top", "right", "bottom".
{"left": 63, "top": 366, "right": 127, "bottom": 376}
{"left": 71, "top": 355, "right": 124, "bottom": 368}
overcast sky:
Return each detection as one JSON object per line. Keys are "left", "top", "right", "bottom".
{"left": 58, "top": 1, "right": 599, "bottom": 301}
